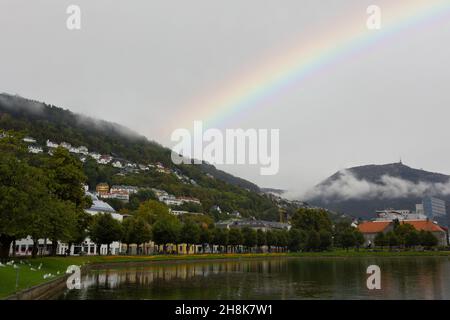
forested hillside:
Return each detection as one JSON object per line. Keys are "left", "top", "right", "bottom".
{"left": 0, "top": 93, "right": 281, "bottom": 220}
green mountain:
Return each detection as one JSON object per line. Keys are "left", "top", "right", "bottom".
{"left": 0, "top": 93, "right": 279, "bottom": 220}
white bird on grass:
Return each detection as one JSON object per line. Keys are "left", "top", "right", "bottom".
{"left": 38, "top": 263, "right": 42, "bottom": 270}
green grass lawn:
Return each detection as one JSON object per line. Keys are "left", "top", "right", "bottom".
{"left": 2, "top": 249, "right": 450, "bottom": 299}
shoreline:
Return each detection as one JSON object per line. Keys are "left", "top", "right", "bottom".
{"left": 3, "top": 250, "right": 450, "bottom": 299}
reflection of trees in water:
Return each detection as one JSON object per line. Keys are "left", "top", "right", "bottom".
{"left": 80, "top": 259, "right": 289, "bottom": 290}
{"left": 379, "top": 257, "right": 446, "bottom": 299}
{"left": 73, "top": 257, "right": 450, "bottom": 299}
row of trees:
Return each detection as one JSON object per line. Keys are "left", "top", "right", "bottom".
{"left": 374, "top": 222, "right": 438, "bottom": 249}
{"left": 87, "top": 206, "right": 368, "bottom": 255}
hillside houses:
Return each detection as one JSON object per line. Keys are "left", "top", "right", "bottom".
{"left": 215, "top": 219, "right": 291, "bottom": 232}
{"left": 28, "top": 145, "right": 43, "bottom": 154}
{"left": 89, "top": 152, "right": 101, "bottom": 160}
{"left": 151, "top": 188, "right": 202, "bottom": 208}
{"left": 23, "top": 136, "right": 36, "bottom": 143}
{"left": 23, "top": 137, "right": 199, "bottom": 188}
{"left": 46, "top": 140, "right": 59, "bottom": 148}
{"left": 95, "top": 183, "right": 139, "bottom": 202}
{"left": 112, "top": 160, "right": 123, "bottom": 168}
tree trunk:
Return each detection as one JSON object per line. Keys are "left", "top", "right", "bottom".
{"left": 126, "top": 243, "right": 130, "bottom": 255}
{"left": 51, "top": 239, "right": 58, "bottom": 256}
{"left": 12, "top": 240, "right": 16, "bottom": 258}
{"left": 107, "top": 243, "right": 110, "bottom": 255}
{"left": 0, "top": 234, "right": 14, "bottom": 263}
{"left": 97, "top": 244, "right": 101, "bottom": 256}
{"left": 68, "top": 242, "right": 73, "bottom": 256}
{"left": 32, "top": 239, "right": 39, "bottom": 259}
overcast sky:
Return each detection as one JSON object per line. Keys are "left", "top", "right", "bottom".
{"left": 1, "top": 0, "right": 450, "bottom": 197}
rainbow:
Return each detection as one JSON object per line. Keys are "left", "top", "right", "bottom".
{"left": 172, "top": 0, "right": 450, "bottom": 130}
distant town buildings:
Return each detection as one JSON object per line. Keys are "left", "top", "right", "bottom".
{"left": 375, "top": 209, "right": 427, "bottom": 221}
{"left": 215, "top": 219, "right": 291, "bottom": 232}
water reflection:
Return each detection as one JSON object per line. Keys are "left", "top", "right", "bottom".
{"left": 59, "top": 257, "right": 450, "bottom": 300}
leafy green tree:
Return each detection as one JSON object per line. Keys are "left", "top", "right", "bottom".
{"left": 394, "top": 223, "right": 416, "bottom": 247}
{"left": 121, "top": 218, "right": 135, "bottom": 254}
{"left": 46, "top": 147, "right": 88, "bottom": 208}
{"left": 265, "top": 230, "right": 276, "bottom": 253}
{"left": 46, "top": 200, "right": 79, "bottom": 256}
{"left": 291, "top": 208, "right": 333, "bottom": 233}
{"left": 152, "top": 215, "right": 181, "bottom": 253}
{"left": 306, "top": 230, "right": 321, "bottom": 251}
{"left": 420, "top": 231, "right": 438, "bottom": 248}
{"left": 275, "top": 230, "right": 289, "bottom": 252}
{"left": 288, "top": 229, "right": 305, "bottom": 252}
{"left": 0, "top": 155, "right": 48, "bottom": 261}
{"left": 199, "top": 227, "right": 212, "bottom": 253}
{"left": 137, "top": 200, "right": 170, "bottom": 224}
{"left": 256, "top": 229, "right": 266, "bottom": 252}
{"left": 340, "top": 229, "right": 356, "bottom": 251}
{"left": 405, "top": 230, "right": 420, "bottom": 248}
{"left": 132, "top": 217, "right": 152, "bottom": 254}
{"left": 242, "top": 227, "right": 257, "bottom": 252}
{"left": 386, "top": 231, "right": 400, "bottom": 249}
{"left": 319, "top": 230, "right": 333, "bottom": 251}
{"left": 374, "top": 232, "right": 387, "bottom": 248}
{"left": 133, "top": 189, "right": 156, "bottom": 203}
{"left": 180, "top": 220, "right": 201, "bottom": 254}
{"left": 89, "top": 213, "right": 123, "bottom": 255}
{"left": 353, "top": 230, "right": 365, "bottom": 251}
{"left": 228, "top": 228, "right": 243, "bottom": 253}
{"left": 212, "top": 228, "right": 228, "bottom": 253}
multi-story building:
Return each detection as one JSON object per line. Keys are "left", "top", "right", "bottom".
{"left": 96, "top": 183, "right": 110, "bottom": 195}
{"left": 111, "top": 185, "right": 139, "bottom": 194}
{"left": 422, "top": 197, "right": 446, "bottom": 219}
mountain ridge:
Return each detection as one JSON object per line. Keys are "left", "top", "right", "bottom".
{"left": 307, "top": 162, "right": 450, "bottom": 224}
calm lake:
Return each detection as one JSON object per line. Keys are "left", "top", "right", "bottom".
{"left": 58, "top": 256, "right": 450, "bottom": 300}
